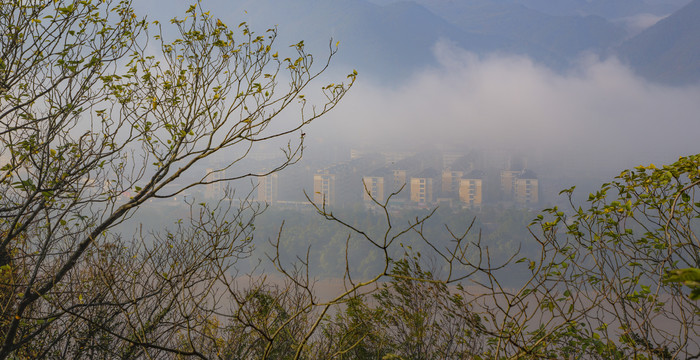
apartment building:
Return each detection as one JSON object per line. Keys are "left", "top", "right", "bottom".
{"left": 204, "top": 168, "right": 225, "bottom": 199}
{"left": 362, "top": 176, "right": 385, "bottom": 203}
{"left": 313, "top": 172, "right": 336, "bottom": 206}
{"left": 500, "top": 169, "right": 521, "bottom": 199}
{"left": 257, "top": 173, "right": 279, "bottom": 203}
{"left": 514, "top": 170, "right": 538, "bottom": 206}
{"left": 459, "top": 178, "right": 482, "bottom": 208}
{"left": 441, "top": 170, "right": 464, "bottom": 197}
{"left": 410, "top": 177, "right": 433, "bottom": 204}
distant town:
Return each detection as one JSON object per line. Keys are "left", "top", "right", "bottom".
{"left": 201, "top": 148, "right": 541, "bottom": 211}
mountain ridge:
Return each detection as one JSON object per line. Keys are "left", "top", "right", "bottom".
{"left": 134, "top": 0, "right": 699, "bottom": 85}
{"left": 616, "top": 0, "right": 700, "bottom": 85}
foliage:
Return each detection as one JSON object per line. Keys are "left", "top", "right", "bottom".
{"left": 461, "top": 155, "right": 700, "bottom": 359}
{"left": 664, "top": 267, "right": 700, "bottom": 300}
{"left": 316, "top": 295, "right": 390, "bottom": 359}
{"left": 2, "top": 1, "right": 700, "bottom": 359}
{"left": 316, "top": 254, "right": 484, "bottom": 360}
{"left": 253, "top": 154, "right": 700, "bottom": 359}
{"left": 0, "top": 0, "right": 354, "bottom": 357}
{"left": 372, "top": 255, "right": 484, "bottom": 359}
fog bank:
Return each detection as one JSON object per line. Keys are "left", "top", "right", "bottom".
{"left": 312, "top": 41, "right": 700, "bottom": 175}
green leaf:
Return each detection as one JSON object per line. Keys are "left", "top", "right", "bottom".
{"left": 691, "top": 288, "right": 700, "bottom": 300}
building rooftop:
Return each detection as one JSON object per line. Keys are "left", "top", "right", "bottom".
{"left": 518, "top": 169, "right": 538, "bottom": 179}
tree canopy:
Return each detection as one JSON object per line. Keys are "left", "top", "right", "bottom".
{"left": 1, "top": 0, "right": 698, "bottom": 359}
{"left": 0, "top": 0, "right": 354, "bottom": 357}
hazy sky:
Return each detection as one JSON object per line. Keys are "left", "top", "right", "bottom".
{"left": 134, "top": 0, "right": 700, "bottom": 178}
{"left": 310, "top": 40, "right": 700, "bottom": 174}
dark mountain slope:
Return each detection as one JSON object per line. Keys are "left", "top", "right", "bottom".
{"left": 616, "top": 0, "right": 700, "bottom": 85}
{"left": 220, "top": 0, "right": 521, "bottom": 80}
{"left": 514, "top": 0, "right": 690, "bottom": 18}
{"left": 384, "top": 0, "right": 628, "bottom": 60}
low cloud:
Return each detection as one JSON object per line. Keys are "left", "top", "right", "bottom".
{"left": 313, "top": 40, "right": 700, "bottom": 174}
